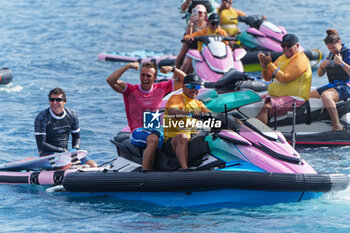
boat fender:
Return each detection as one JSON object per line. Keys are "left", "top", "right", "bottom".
{"left": 0, "top": 68, "right": 13, "bottom": 85}
{"left": 30, "top": 172, "right": 40, "bottom": 185}
{"left": 53, "top": 170, "right": 66, "bottom": 185}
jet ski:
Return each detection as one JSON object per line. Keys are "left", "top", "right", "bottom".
{"left": 98, "top": 16, "right": 323, "bottom": 73}
{"left": 60, "top": 83, "right": 348, "bottom": 208}
{"left": 198, "top": 69, "right": 350, "bottom": 147}
{"left": 237, "top": 15, "right": 323, "bottom": 71}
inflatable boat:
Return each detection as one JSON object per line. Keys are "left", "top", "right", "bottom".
{"left": 0, "top": 150, "right": 89, "bottom": 185}
{"left": 61, "top": 114, "right": 348, "bottom": 208}
{"left": 0, "top": 68, "right": 13, "bottom": 85}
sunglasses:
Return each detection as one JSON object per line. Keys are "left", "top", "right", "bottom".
{"left": 210, "top": 21, "right": 219, "bottom": 26}
{"left": 49, "top": 98, "right": 64, "bottom": 102}
{"left": 141, "top": 73, "right": 153, "bottom": 78}
{"left": 185, "top": 84, "right": 201, "bottom": 90}
{"left": 281, "top": 43, "right": 296, "bottom": 48}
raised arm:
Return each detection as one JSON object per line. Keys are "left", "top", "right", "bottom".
{"left": 181, "top": 0, "right": 191, "bottom": 12}
{"left": 106, "top": 62, "right": 139, "bottom": 93}
{"left": 160, "top": 66, "right": 186, "bottom": 91}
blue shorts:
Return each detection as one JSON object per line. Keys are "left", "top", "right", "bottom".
{"left": 317, "top": 83, "right": 350, "bottom": 101}
{"left": 79, "top": 156, "right": 91, "bottom": 165}
{"left": 130, "top": 128, "right": 164, "bottom": 149}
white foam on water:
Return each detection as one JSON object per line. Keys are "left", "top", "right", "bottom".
{"left": 0, "top": 83, "right": 23, "bottom": 93}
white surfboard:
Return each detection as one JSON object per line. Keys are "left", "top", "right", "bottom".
{"left": 0, "top": 150, "right": 88, "bottom": 171}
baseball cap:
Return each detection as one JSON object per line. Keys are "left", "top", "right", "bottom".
{"left": 282, "top": 34, "right": 299, "bottom": 44}
{"left": 183, "top": 73, "right": 202, "bottom": 85}
{"left": 194, "top": 4, "right": 206, "bottom": 13}
{"left": 208, "top": 13, "right": 220, "bottom": 23}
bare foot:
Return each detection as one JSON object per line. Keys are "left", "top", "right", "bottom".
{"left": 332, "top": 124, "right": 345, "bottom": 131}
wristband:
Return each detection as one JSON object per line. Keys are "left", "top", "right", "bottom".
{"left": 171, "top": 65, "right": 176, "bottom": 72}
{"left": 272, "top": 68, "right": 280, "bottom": 79}
{"left": 341, "top": 63, "right": 345, "bottom": 68}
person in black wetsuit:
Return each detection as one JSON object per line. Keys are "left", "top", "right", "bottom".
{"left": 34, "top": 87, "right": 97, "bottom": 167}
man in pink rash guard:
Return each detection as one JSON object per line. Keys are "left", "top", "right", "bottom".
{"left": 107, "top": 62, "right": 186, "bottom": 170}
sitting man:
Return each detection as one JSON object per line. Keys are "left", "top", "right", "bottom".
{"left": 106, "top": 62, "right": 186, "bottom": 170}
{"left": 256, "top": 34, "right": 312, "bottom": 124}
{"left": 34, "top": 87, "right": 97, "bottom": 168}
{"left": 163, "top": 73, "right": 210, "bottom": 169}
{"left": 181, "top": 13, "right": 228, "bottom": 74}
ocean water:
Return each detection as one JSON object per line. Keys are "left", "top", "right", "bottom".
{"left": 0, "top": 0, "right": 350, "bottom": 232}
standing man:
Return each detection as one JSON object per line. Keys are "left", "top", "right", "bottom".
{"left": 107, "top": 62, "right": 186, "bottom": 170}
{"left": 34, "top": 87, "right": 97, "bottom": 168}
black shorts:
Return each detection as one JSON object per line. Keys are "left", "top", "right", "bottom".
{"left": 162, "top": 138, "right": 176, "bottom": 157}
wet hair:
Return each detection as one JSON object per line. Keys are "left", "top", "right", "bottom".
{"left": 141, "top": 62, "right": 157, "bottom": 78}
{"left": 324, "top": 28, "right": 341, "bottom": 44}
{"left": 48, "top": 87, "right": 66, "bottom": 101}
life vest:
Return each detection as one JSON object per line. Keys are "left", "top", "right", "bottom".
{"left": 218, "top": 7, "right": 239, "bottom": 36}
{"left": 325, "top": 46, "right": 350, "bottom": 83}
{"left": 268, "top": 52, "right": 312, "bottom": 100}
{"left": 188, "top": 0, "right": 213, "bottom": 14}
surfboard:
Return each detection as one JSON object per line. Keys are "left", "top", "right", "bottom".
{"left": 0, "top": 150, "right": 88, "bottom": 171}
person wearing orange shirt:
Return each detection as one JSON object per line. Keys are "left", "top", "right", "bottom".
{"left": 163, "top": 74, "right": 210, "bottom": 169}
{"left": 181, "top": 13, "right": 228, "bottom": 74}
{"left": 256, "top": 34, "right": 312, "bottom": 124}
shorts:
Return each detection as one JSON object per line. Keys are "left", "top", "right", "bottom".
{"left": 79, "top": 156, "right": 91, "bottom": 165}
{"left": 316, "top": 83, "right": 350, "bottom": 101}
{"left": 267, "top": 96, "right": 305, "bottom": 116}
{"left": 162, "top": 138, "right": 176, "bottom": 157}
{"left": 130, "top": 127, "right": 164, "bottom": 149}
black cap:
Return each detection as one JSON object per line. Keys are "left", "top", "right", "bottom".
{"left": 184, "top": 73, "right": 202, "bottom": 85}
{"left": 208, "top": 13, "right": 220, "bottom": 23}
{"left": 282, "top": 34, "right": 299, "bottom": 44}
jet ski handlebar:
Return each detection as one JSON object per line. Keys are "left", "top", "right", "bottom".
{"left": 237, "top": 15, "right": 265, "bottom": 29}
{"left": 181, "top": 35, "right": 238, "bottom": 44}
{"left": 204, "top": 69, "right": 254, "bottom": 90}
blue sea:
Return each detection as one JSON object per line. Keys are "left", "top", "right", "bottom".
{"left": 1, "top": 0, "right": 350, "bottom": 232}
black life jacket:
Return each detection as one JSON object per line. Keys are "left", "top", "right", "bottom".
{"left": 326, "top": 46, "right": 350, "bottom": 83}
{"left": 187, "top": 0, "right": 213, "bottom": 14}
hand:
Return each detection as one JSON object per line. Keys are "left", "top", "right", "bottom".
{"left": 160, "top": 66, "right": 173, "bottom": 74}
{"left": 128, "top": 62, "right": 139, "bottom": 70}
{"left": 189, "top": 12, "right": 197, "bottom": 22}
{"left": 319, "top": 60, "right": 330, "bottom": 69}
{"left": 334, "top": 53, "right": 343, "bottom": 66}
{"left": 191, "top": 110, "right": 201, "bottom": 117}
{"left": 183, "top": 36, "right": 194, "bottom": 43}
{"left": 257, "top": 52, "right": 272, "bottom": 68}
